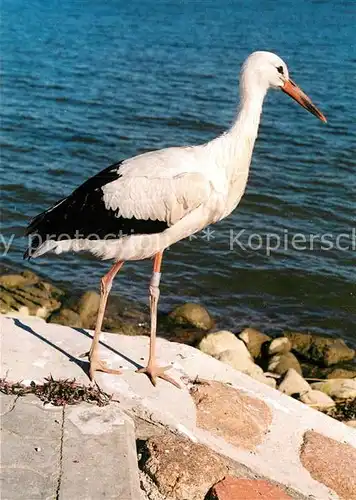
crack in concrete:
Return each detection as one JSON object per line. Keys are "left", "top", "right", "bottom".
{"left": 55, "top": 405, "right": 65, "bottom": 500}
{"left": 1, "top": 394, "right": 20, "bottom": 416}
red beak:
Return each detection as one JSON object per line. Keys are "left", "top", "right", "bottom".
{"left": 282, "top": 79, "right": 327, "bottom": 123}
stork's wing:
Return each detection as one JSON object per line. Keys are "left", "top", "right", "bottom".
{"left": 102, "top": 170, "right": 213, "bottom": 227}
{"left": 24, "top": 146, "right": 216, "bottom": 259}
{"left": 101, "top": 145, "right": 216, "bottom": 226}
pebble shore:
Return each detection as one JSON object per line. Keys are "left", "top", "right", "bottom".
{"left": 1, "top": 269, "right": 355, "bottom": 424}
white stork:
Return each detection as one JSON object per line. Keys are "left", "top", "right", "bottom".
{"left": 25, "top": 51, "right": 326, "bottom": 388}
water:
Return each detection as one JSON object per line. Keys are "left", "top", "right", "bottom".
{"left": 2, "top": 0, "right": 355, "bottom": 346}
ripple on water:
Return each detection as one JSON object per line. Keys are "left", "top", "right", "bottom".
{"left": 1, "top": 0, "right": 355, "bottom": 348}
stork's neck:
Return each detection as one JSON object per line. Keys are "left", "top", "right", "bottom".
{"left": 210, "top": 83, "right": 267, "bottom": 181}
{"left": 231, "top": 84, "right": 266, "bottom": 140}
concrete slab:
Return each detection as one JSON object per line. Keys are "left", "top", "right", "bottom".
{"left": 60, "top": 404, "right": 141, "bottom": 500}
{"left": 0, "top": 317, "right": 143, "bottom": 499}
{"left": 1, "top": 395, "right": 62, "bottom": 500}
{"left": 0, "top": 316, "right": 91, "bottom": 386}
{"left": 0, "top": 392, "right": 17, "bottom": 416}
{"left": 0, "top": 396, "right": 141, "bottom": 500}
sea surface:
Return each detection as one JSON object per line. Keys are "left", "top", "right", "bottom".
{"left": 2, "top": 0, "right": 355, "bottom": 346}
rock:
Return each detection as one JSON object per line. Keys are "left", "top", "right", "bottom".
{"left": 268, "top": 337, "right": 292, "bottom": 356}
{"left": 98, "top": 299, "right": 150, "bottom": 337}
{"left": 75, "top": 291, "right": 100, "bottom": 328}
{"left": 199, "top": 331, "right": 265, "bottom": 379}
{"left": 316, "top": 339, "right": 355, "bottom": 366}
{"left": 103, "top": 316, "right": 146, "bottom": 336}
{"left": 299, "top": 390, "right": 335, "bottom": 410}
{"left": 0, "top": 271, "right": 64, "bottom": 318}
{"left": 76, "top": 290, "right": 100, "bottom": 317}
{"left": 346, "top": 420, "right": 356, "bottom": 428}
{"left": 50, "top": 308, "right": 83, "bottom": 328}
{"left": 284, "top": 331, "right": 312, "bottom": 354}
{"left": 158, "top": 310, "right": 208, "bottom": 345}
{"left": 0, "top": 271, "right": 39, "bottom": 288}
{"left": 238, "top": 328, "right": 271, "bottom": 358}
{"left": 206, "top": 339, "right": 276, "bottom": 386}
{"left": 327, "top": 368, "right": 356, "bottom": 379}
{"left": 268, "top": 352, "right": 302, "bottom": 375}
{"left": 278, "top": 368, "right": 311, "bottom": 396}
{"left": 251, "top": 372, "right": 277, "bottom": 389}
{"left": 190, "top": 380, "right": 272, "bottom": 451}
{"left": 285, "top": 331, "right": 355, "bottom": 366}
{"left": 159, "top": 326, "right": 207, "bottom": 346}
{"left": 3, "top": 308, "right": 47, "bottom": 321}
{"left": 300, "top": 362, "right": 330, "bottom": 379}
{"left": 299, "top": 363, "right": 356, "bottom": 380}
{"left": 198, "top": 331, "right": 241, "bottom": 357}
{"left": 216, "top": 348, "right": 263, "bottom": 377}
{"left": 138, "top": 433, "right": 230, "bottom": 500}
{"left": 311, "top": 379, "right": 356, "bottom": 399}
{"left": 300, "top": 430, "right": 356, "bottom": 500}
{"left": 207, "top": 476, "right": 292, "bottom": 500}
{"left": 169, "top": 303, "right": 214, "bottom": 330}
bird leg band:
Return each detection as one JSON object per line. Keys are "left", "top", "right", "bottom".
{"left": 150, "top": 271, "right": 161, "bottom": 299}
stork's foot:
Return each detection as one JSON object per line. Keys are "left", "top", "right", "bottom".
{"left": 137, "top": 363, "right": 181, "bottom": 388}
{"left": 89, "top": 354, "right": 122, "bottom": 381}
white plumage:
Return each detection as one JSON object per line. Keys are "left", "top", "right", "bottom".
{"left": 25, "top": 51, "right": 326, "bottom": 386}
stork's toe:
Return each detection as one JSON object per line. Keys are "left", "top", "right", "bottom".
{"left": 89, "top": 356, "right": 122, "bottom": 381}
{"left": 136, "top": 364, "right": 181, "bottom": 388}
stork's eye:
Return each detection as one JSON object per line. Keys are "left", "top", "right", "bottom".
{"left": 277, "top": 66, "right": 284, "bottom": 74}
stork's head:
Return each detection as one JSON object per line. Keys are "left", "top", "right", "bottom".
{"left": 241, "top": 51, "right": 327, "bottom": 122}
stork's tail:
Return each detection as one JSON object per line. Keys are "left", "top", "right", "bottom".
{"left": 24, "top": 197, "right": 67, "bottom": 260}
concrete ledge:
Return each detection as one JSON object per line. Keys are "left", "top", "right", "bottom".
{"left": 0, "top": 393, "right": 141, "bottom": 500}
{"left": 1, "top": 315, "right": 355, "bottom": 499}
{"left": 1, "top": 394, "right": 61, "bottom": 499}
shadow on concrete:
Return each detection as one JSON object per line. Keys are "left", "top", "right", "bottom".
{"left": 13, "top": 318, "right": 90, "bottom": 378}
{"left": 73, "top": 328, "right": 142, "bottom": 370}
{"left": 12, "top": 319, "right": 142, "bottom": 377}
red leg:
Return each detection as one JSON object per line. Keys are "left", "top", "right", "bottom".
{"left": 137, "top": 252, "right": 180, "bottom": 388}
{"left": 89, "top": 261, "right": 124, "bottom": 381}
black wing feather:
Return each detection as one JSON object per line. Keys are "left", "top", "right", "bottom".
{"left": 24, "top": 161, "right": 168, "bottom": 259}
